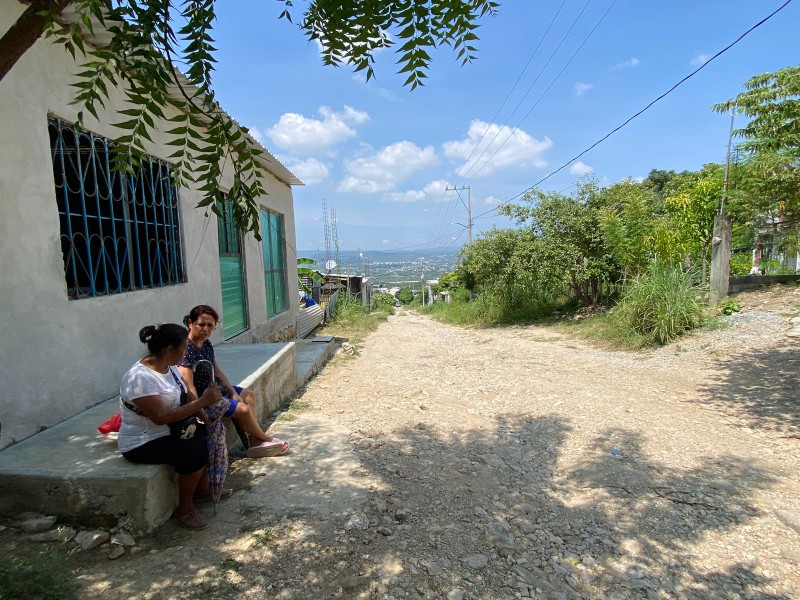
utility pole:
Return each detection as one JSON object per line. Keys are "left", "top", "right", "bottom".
{"left": 710, "top": 110, "right": 735, "bottom": 304}
{"left": 446, "top": 185, "right": 472, "bottom": 246}
{"left": 420, "top": 258, "right": 425, "bottom": 305}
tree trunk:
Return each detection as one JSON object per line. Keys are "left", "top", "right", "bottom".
{"left": 0, "top": 0, "right": 71, "bottom": 83}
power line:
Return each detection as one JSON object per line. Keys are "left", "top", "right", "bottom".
{"left": 465, "top": 0, "right": 618, "bottom": 183}
{"left": 471, "top": 0, "right": 793, "bottom": 222}
{"left": 452, "top": 0, "right": 597, "bottom": 186}
{"left": 450, "top": 0, "right": 569, "bottom": 180}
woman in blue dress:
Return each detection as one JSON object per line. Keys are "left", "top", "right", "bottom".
{"left": 179, "top": 305, "right": 290, "bottom": 458}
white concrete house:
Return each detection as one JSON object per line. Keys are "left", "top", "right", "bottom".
{"left": 0, "top": 1, "right": 303, "bottom": 448}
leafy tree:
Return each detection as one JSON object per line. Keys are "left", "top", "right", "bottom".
{"left": 641, "top": 169, "right": 678, "bottom": 198}
{"left": 397, "top": 287, "right": 414, "bottom": 304}
{"left": 458, "top": 227, "right": 563, "bottom": 318}
{"left": 500, "top": 179, "right": 615, "bottom": 306}
{"left": 596, "top": 179, "right": 664, "bottom": 278}
{"left": 662, "top": 164, "right": 724, "bottom": 277}
{"left": 0, "top": 0, "right": 500, "bottom": 236}
{"left": 714, "top": 65, "right": 800, "bottom": 224}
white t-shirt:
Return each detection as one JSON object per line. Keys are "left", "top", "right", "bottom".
{"left": 118, "top": 362, "right": 185, "bottom": 453}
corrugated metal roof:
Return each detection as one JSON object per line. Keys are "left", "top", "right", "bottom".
{"left": 59, "top": 7, "right": 303, "bottom": 187}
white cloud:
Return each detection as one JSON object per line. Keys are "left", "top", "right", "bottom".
{"left": 442, "top": 120, "right": 552, "bottom": 178}
{"left": 614, "top": 57, "right": 640, "bottom": 69}
{"left": 267, "top": 106, "right": 370, "bottom": 154}
{"left": 574, "top": 82, "right": 593, "bottom": 97}
{"left": 285, "top": 158, "right": 329, "bottom": 185}
{"left": 382, "top": 239, "right": 390, "bottom": 245}
{"left": 338, "top": 141, "right": 438, "bottom": 193}
{"left": 337, "top": 176, "right": 390, "bottom": 194}
{"left": 690, "top": 52, "right": 710, "bottom": 66}
{"left": 569, "top": 161, "right": 594, "bottom": 176}
{"left": 484, "top": 195, "right": 500, "bottom": 206}
{"left": 384, "top": 179, "right": 450, "bottom": 203}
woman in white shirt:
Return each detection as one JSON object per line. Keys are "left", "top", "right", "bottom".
{"left": 119, "top": 323, "right": 221, "bottom": 530}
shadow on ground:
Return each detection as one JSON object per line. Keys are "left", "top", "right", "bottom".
{"left": 49, "top": 406, "right": 795, "bottom": 600}
{"left": 696, "top": 346, "right": 800, "bottom": 435}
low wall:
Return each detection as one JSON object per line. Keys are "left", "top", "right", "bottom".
{"left": 730, "top": 274, "right": 800, "bottom": 293}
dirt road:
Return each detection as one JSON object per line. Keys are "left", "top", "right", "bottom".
{"left": 14, "top": 292, "right": 800, "bottom": 599}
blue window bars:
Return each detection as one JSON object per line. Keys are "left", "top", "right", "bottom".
{"left": 48, "top": 117, "right": 186, "bottom": 299}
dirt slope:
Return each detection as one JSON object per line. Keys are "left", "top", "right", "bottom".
{"left": 5, "top": 287, "right": 800, "bottom": 599}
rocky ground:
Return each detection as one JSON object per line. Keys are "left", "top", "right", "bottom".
{"left": 3, "top": 286, "right": 800, "bottom": 599}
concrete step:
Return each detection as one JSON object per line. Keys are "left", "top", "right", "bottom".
{"left": 295, "top": 336, "right": 338, "bottom": 389}
{"left": 0, "top": 342, "right": 300, "bottom": 533}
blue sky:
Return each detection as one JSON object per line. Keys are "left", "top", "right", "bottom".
{"left": 209, "top": 0, "right": 798, "bottom": 252}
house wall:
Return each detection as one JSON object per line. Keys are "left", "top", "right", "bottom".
{"left": 0, "top": 1, "right": 299, "bottom": 447}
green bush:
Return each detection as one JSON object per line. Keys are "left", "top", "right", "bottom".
{"left": 372, "top": 292, "right": 396, "bottom": 312}
{"left": 397, "top": 287, "right": 414, "bottom": 304}
{"left": 421, "top": 284, "right": 558, "bottom": 326}
{"left": 320, "top": 293, "right": 392, "bottom": 337}
{"left": 730, "top": 252, "right": 752, "bottom": 276}
{"left": 610, "top": 262, "right": 706, "bottom": 346}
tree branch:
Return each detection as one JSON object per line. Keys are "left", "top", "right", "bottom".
{"left": 0, "top": 0, "right": 71, "bottom": 82}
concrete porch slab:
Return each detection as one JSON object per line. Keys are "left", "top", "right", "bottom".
{"left": 0, "top": 342, "right": 299, "bottom": 533}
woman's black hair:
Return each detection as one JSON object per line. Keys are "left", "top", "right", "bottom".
{"left": 183, "top": 304, "right": 220, "bottom": 327}
{"left": 139, "top": 324, "right": 189, "bottom": 355}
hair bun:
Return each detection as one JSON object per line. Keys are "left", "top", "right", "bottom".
{"left": 138, "top": 324, "right": 159, "bottom": 343}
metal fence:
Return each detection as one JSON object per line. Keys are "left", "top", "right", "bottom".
{"left": 323, "top": 290, "right": 339, "bottom": 323}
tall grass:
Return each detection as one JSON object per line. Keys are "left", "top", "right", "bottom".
{"left": 610, "top": 262, "right": 706, "bottom": 346}
{"left": 319, "top": 293, "right": 393, "bottom": 338}
{"left": 421, "top": 284, "right": 558, "bottom": 325}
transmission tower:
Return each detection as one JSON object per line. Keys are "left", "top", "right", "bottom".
{"left": 322, "top": 197, "right": 332, "bottom": 274}
{"left": 330, "top": 208, "right": 340, "bottom": 273}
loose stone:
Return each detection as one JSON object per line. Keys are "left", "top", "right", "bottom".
{"left": 74, "top": 530, "right": 110, "bottom": 551}
{"left": 19, "top": 516, "right": 58, "bottom": 534}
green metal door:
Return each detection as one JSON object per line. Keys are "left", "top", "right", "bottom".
{"left": 218, "top": 200, "right": 247, "bottom": 339}
{"left": 260, "top": 209, "right": 287, "bottom": 317}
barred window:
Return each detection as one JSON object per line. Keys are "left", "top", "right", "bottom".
{"left": 49, "top": 117, "right": 185, "bottom": 299}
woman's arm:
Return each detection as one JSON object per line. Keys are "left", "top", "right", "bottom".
{"left": 178, "top": 365, "right": 198, "bottom": 397}
{"left": 213, "top": 361, "right": 240, "bottom": 400}
{"left": 132, "top": 387, "right": 221, "bottom": 425}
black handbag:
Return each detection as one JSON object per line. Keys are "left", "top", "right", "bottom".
{"left": 167, "top": 369, "right": 200, "bottom": 440}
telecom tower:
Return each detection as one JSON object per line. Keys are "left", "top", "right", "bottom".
{"left": 322, "top": 197, "right": 332, "bottom": 275}
{"left": 330, "top": 207, "right": 340, "bottom": 273}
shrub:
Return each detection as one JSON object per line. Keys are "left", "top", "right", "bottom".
{"left": 320, "top": 293, "right": 391, "bottom": 338}
{"left": 397, "top": 287, "right": 414, "bottom": 304}
{"left": 372, "top": 292, "right": 396, "bottom": 312}
{"left": 730, "top": 252, "right": 752, "bottom": 276}
{"left": 611, "top": 262, "right": 706, "bottom": 346}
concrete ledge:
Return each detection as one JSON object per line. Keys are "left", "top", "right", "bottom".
{"left": 0, "top": 398, "right": 175, "bottom": 532}
{"left": 295, "top": 337, "right": 338, "bottom": 388}
{"left": 730, "top": 274, "right": 800, "bottom": 293}
{"left": 215, "top": 342, "right": 297, "bottom": 448}
{"left": 0, "top": 342, "right": 295, "bottom": 532}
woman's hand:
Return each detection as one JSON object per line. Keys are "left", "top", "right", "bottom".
{"left": 231, "top": 392, "right": 242, "bottom": 404}
{"left": 199, "top": 386, "right": 222, "bottom": 407}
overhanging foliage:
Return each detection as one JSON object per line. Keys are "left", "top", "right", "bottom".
{"left": 0, "top": 0, "right": 499, "bottom": 237}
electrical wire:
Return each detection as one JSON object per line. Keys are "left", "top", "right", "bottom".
{"left": 450, "top": 0, "right": 569, "bottom": 181}
{"left": 470, "top": 0, "right": 793, "bottom": 223}
{"left": 451, "top": 0, "right": 597, "bottom": 186}
{"left": 465, "top": 0, "right": 618, "bottom": 183}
